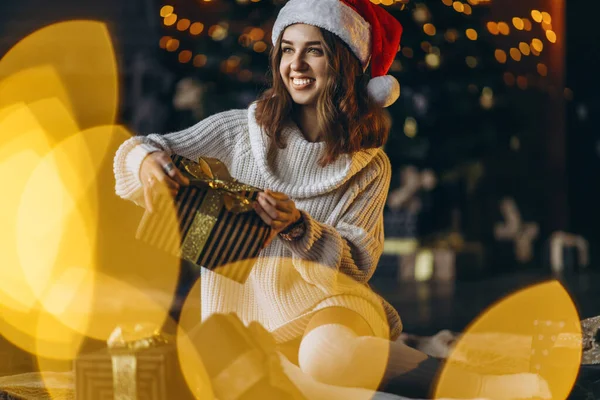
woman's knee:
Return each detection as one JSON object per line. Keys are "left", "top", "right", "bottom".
{"left": 298, "top": 323, "right": 360, "bottom": 386}
{"left": 298, "top": 323, "right": 387, "bottom": 389}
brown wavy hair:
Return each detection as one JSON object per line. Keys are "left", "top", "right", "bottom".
{"left": 255, "top": 27, "right": 391, "bottom": 166}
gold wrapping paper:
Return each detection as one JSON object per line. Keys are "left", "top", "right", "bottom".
{"left": 136, "top": 156, "right": 271, "bottom": 283}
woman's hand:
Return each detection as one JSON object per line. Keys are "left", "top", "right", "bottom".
{"left": 254, "top": 190, "right": 302, "bottom": 247}
{"left": 140, "top": 151, "right": 189, "bottom": 212}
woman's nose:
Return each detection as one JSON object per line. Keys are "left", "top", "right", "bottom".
{"left": 291, "top": 55, "right": 307, "bottom": 71}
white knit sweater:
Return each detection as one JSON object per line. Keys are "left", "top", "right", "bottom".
{"left": 113, "top": 102, "right": 401, "bottom": 342}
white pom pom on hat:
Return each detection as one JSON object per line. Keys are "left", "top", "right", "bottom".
{"left": 368, "top": 75, "right": 400, "bottom": 108}
{"left": 272, "top": 0, "right": 404, "bottom": 108}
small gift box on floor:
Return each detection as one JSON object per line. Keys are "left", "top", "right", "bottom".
{"left": 137, "top": 156, "right": 271, "bottom": 284}
{"left": 394, "top": 244, "right": 456, "bottom": 283}
{"left": 187, "top": 313, "right": 305, "bottom": 400}
{"left": 74, "top": 325, "right": 193, "bottom": 400}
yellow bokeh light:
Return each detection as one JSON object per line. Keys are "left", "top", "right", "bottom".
{"left": 435, "top": 281, "right": 581, "bottom": 399}
{"left": 546, "top": 30, "right": 557, "bottom": 43}
{"left": 523, "top": 18, "right": 533, "bottom": 31}
{"left": 166, "top": 38, "right": 180, "bottom": 52}
{"left": 519, "top": 42, "right": 531, "bottom": 56}
{"left": 510, "top": 48, "right": 522, "bottom": 61}
{"left": 531, "top": 10, "right": 543, "bottom": 23}
{"left": 177, "top": 278, "right": 215, "bottom": 399}
{"left": 0, "top": 99, "right": 94, "bottom": 365}
{"left": 253, "top": 41, "right": 268, "bottom": 53}
{"left": 160, "top": 5, "right": 174, "bottom": 17}
{"left": 0, "top": 110, "right": 56, "bottom": 315}
{"left": 541, "top": 12, "right": 552, "bottom": 24}
{"left": 532, "top": 38, "right": 544, "bottom": 52}
{"left": 494, "top": 49, "right": 507, "bottom": 63}
{"left": 193, "top": 54, "right": 208, "bottom": 67}
{"left": 466, "top": 29, "right": 478, "bottom": 40}
{"left": 497, "top": 22, "right": 510, "bottom": 35}
{"left": 0, "top": 299, "right": 85, "bottom": 361}
{"left": 487, "top": 21, "right": 499, "bottom": 35}
{"left": 537, "top": 63, "right": 548, "bottom": 76}
{"left": 164, "top": 13, "right": 178, "bottom": 26}
{"left": 248, "top": 27, "right": 265, "bottom": 41}
{"left": 445, "top": 29, "right": 458, "bottom": 43}
{"left": 0, "top": 21, "right": 180, "bottom": 354}
{"left": 177, "top": 18, "right": 191, "bottom": 31}
{"left": 0, "top": 21, "right": 118, "bottom": 130}
{"left": 453, "top": 1, "right": 465, "bottom": 12}
{"left": 209, "top": 25, "right": 228, "bottom": 41}
{"left": 189, "top": 22, "right": 204, "bottom": 35}
{"left": 425, "top": 53, "right": 441, "bottom": 69}
{"left": 512, "top": 17, "right": 524, "bottom": 30}
{"left": 463, "top": 4, "right": 472, "bottom": 15}
{"left": 541, "top": 21, "right": 553, "bottom": 31}
{"left": 442, "top": 0, "right": 453, "bottom": 6}
{"left": 423, "top": 23, "right": 436, "bottom": 36}
{"left": 159, "top": 36, "right": 171, "bottom": 49}
{"left": 179, "top": 50, "right": 193, "bottom": 63}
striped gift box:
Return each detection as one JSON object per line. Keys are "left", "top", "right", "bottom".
{"left": 136, "top": 156, "right": 270, "bottom": 283}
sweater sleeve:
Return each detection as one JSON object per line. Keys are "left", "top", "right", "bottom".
{"left": 283, "top": 153, "right": 391, "bottom": 290}
{"left": 113, "top": 109, "right": 246, "bottom": 205}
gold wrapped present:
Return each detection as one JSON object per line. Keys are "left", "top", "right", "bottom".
{"left": 74, "top": 325, "right": 193, "bottom": 400}
{"left": 188, "top": 313, "right": 305, "bottom": 400}
{"left": 136, "top": 155, "right": 271, "bottom": 284}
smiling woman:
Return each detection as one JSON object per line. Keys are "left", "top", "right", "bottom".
{"left": 109, "top": 0, "right": 481, "bottom": 397}
{"left": 279, "top": 26, "right": 327, "bottom": 107}
{"left": 255, "top": 21, "right": 392, "bottom": 165}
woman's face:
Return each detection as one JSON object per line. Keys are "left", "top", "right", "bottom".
{"left": 279, "top": 24, "right": 329, "bottom": 108}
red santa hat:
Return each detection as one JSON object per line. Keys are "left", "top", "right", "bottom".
{"left": 271, "top": 0, "right": 403, "bottom": 108}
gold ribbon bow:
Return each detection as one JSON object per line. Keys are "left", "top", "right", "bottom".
{"left": 107, "top": 324, "right": 173, "bottom": 400}
{"left": 181, "top": 157, "right": 257, "bottom": 213}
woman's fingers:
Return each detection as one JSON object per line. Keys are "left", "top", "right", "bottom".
{"left": 143, "top": 180, "right": 154, "bottom": 213}
{"left": 260, "top": 192, "right": 295, "bottom": 213}
{"left": 258, "top": 195, "right": 281, "bottom": 221}
{"left": 264, "top": 190, "right": 296, "bottom": 213}
{"left": 254, "top": 202, "right": 273, "bottom": 226}
{"left": 171, "top": 167, "right": 190, "bottom": 186}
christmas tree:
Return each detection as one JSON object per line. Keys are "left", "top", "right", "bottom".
{"left": 152, "top": 0, "right": 564, "bottom": 258}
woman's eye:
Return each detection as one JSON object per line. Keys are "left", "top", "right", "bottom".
{"left": 308, "top": 47, "right": 323, "bottom": 55}
{"left": 282, "top": 47, "right": 293, "bottom": 53}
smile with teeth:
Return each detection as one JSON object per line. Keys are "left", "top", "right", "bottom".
{"left": 292, "top": 78, "right": 315, "bottom": 88}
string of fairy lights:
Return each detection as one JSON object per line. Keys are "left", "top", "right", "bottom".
{"left": 157, "top": 0, "right": 572, "bottom": 101}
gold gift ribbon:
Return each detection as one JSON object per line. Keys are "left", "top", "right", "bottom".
{"left": 180, "top": 190, "right": 223, "bottom": 263}
{"left": 107, "top": 325, "right": 172, "bottom": 400}
{"left": 181, "top": 157, "right": 258, "bottom": 214}
{"left": 178, "top": 157, "right": 263, "bottom": 263}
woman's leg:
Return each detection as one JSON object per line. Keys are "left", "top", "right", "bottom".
{"left": 297, "top": 306, "right": 438, "bottom": 394}
{"left": 294, "top": 307, "right": 552, "bottom": 399}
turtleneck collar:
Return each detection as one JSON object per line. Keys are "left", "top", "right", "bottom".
{"left": 247, "top": 102, "right": 379, "bottom": 198}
